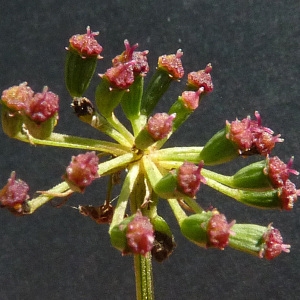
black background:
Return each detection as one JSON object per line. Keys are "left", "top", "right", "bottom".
{"left": 1, "top": 1, "right": 300, "bottom": 299}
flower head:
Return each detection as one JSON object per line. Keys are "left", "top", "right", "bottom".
{"left": 1, "top": 82, "right": 34, "bottom": 111}
{"left": 63, "top": 151, "right": 99, "bottom": 192}
{"left": 260, "top": 226, "right": 291, "bottom": 260}
{"left": 0, "top": 172, "right": 29, "bottom": 212}
{"left": 24, "top": 86, "right": 59, "bottom": 123}
{"left": 266, "top": 156, "right": 299, "bottom": 187}
{"left": 278, "top": 179, "right": 299, "bottom": 210}
{"left": 146, "top": 112, "right": 175, "bottom": 141}
{"left": 227, "top": 111, "right": 283, "bottom": 156}
{"left": 126, "top": 210, "right": 154, "bottom": 256}
{"left": 104, "top": 61, "right": 136, "bottom": 90}
{"left": 158, "top": 49, "right": 184, "bottom": 79}
{"left": 177, "top": 162, "right": 204, "bottom": 197}
{"left": 112, "top": 40, "right": 149, "bottom": 75}
{"left": 187, "top": 63, "right": 213, "bottom": 93}
{"left": 69, "top": 26, "right": 103, "bottom": 58}
{"left": 206, "top": 213, "right": 235, "bottom": 249}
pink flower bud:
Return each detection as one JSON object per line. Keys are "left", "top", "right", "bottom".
{"left": 181, "top": 88, "right": 204, "bottom": 110}
{"left": 177, "top": 162, "right": 204, "bottom": 197}
{"left": 69, "top": 26, "right": 103, "bottom": 58}
{"left": 0, "top": 172, "right": 29, "bottom": 212}
{"left": 1, "top": 82, "right": 34, "bottom": 111}
{"left": 261, "top": 226, "right": 290, "bottom": 260}
{"left": 63, "top": 151, "right": 99, "bottom": 192}
{"left": 104, "top": 61, "right": 135, "bottom": 90}
{"left": 158, "top": 49, "right": 184, "bottom": 79}
{"left": 206, "top": 213, "right": 235, "bottom": 249}
{"left": 126, "top": 210, "right": 154, "bottom": 256}
{"left": 25, "top": 86, "right": 59, "bottom": 123}
{"left": 146, "top": 112, "right": 175, "bottom": 141}
{"left": 187, "top": 63, "right": 213, "bottom": 92}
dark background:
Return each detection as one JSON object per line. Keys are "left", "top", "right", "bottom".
{"left": 1, "top": 1, "right": 300, "bottom": 299}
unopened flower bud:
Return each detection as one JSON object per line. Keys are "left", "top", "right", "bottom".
{"left": 155, "top": 162, "right": 204, "bottom": 199}
{"left": 110, "top": 210, "right": 154, "bottom": 256}
{"left": 1, "top": 82, "right": 34, "bottom": 137}
{"left": 134, "top": 113, "right": 175, "bottom": 150}
{"left": 63, "top": 151, "right": 99, "bottom": 192}
{"left": 177, "top": 162, "right": 203, "bottom": 198}
{"left": 65, "top": 26, "right": 103, "bottom": 97}
{"left": 1, "top": 82, "right": 34, "bottom": 111}
{"left": 158, "top": 49, "right": 184, "bottom": 79}
{"left": 0, "top": 172, "right": 29, "bottom": 213}
{"left": 24, "top": 86, "right": 59, "bottom": 123}
{"left": 169, "top": 88, "right": 205, "bottom": 132}
{"left": 23, "top": 86, "right": 59, "bottom": 139}
{"left": 187, "top": 63, "right": 213, "bottom": 93}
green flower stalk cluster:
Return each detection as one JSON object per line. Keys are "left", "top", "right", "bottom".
{"left": 0, "top": 26, "right": 298, "bottom": 299}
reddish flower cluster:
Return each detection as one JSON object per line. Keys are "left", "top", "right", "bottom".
{"left": 126, "top": 210, "right": 154, "bottom": 256}
{"left": 1, "top": 83, "right": 59, "bottom": 124}
{"left": 146, "top": 112, "right": 175, "bottom": 141}
{"left": 63, "top": 151, "right": 99, "bottom": 192}
{"left": 187, "top": 63, "right": 213, "bottom": 93}
{"left": 227, "top": 111, "right": 282, "bottom": 156}
{"left": 177, "top": 162, "right": 204, "bottom": 197}
{"left": 206, "top": 213, "right": 235, "bottom": 249}
{"left": 260, "top": 226, "right": 290, "bottom": 260}
{"left": 112, "top": 39, "right": 149, "bottom": 76}
{"left": 25, "top": 86, "right": 59, "bottom": 123}
{"left": 1, "top": 82, "right": 34, "bottom": 111}
{"left": 265, "top": 156, "right": 299, "bottom": 210}
{"left": 69, "top": 26, "right": 103, "bottom": 58}
{"left": 104, "top": 40, "right": 149, "bottom": 90}
{"left": 0, "top": 172, "right": 29, "bottom": 212}
{"left": 266, "top": 156, "right": 299, "bottom": 187}
{"left": 158, "top": 49, "right": 184, "bottom": 79}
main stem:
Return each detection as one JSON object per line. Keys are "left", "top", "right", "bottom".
{"left": 134, "top": 253, "right": 154, "bottom": 300}
{"left": 130, "top": 166, "right": 155, "bottom": 300}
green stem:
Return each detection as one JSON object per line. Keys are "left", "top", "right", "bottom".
{"left": 14, "top": 131, "right": 130, "bottom": 156}
{"left": 182, "top": 196, "right": 203, "bottom": 214}
{"left": 201, "top": 168, "right": 233, "bottom": 186}
{"left": 134, "top": 253, "right": 154, "bottom": 300}
{"left": 25, "top": 182, "right": 70, "bottom": 214}
{"left": 150, "top": 146, "right": 203, "bottom": 163}
{"left": 106, "top": 113, "right": 135, "bottom": 145}
{"left": 109, "top": 162, "right": 140, "bottom": 232}
{"left": 167, "top": 198, "right": 187, "bottom": 225}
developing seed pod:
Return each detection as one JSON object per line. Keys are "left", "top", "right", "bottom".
{"left": 141, "top": 50, "right": 184, "bottom": 116}
{"left": 65, "top": 27, "right": 103, "bottom": 97}
{"left": 199, "top": 127, "right": 240, "bottom": 165}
